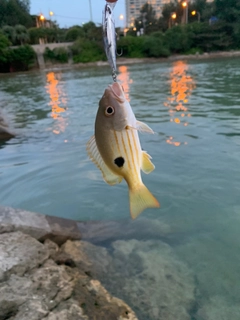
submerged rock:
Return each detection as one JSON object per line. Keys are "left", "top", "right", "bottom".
{"left": 0, "top": 111, "right": 15, "bottom": 140}
{"left": 61, "top": 239, "right": 196, "bottom": 320}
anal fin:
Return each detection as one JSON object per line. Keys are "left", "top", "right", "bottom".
{"left": 86, "top": 135, "right": 122, "bottom": 185}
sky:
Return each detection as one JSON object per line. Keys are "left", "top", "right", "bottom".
{"left": 30, "top": 0, "right": 126, "bottom": 28}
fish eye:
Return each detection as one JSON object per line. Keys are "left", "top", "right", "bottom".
{"left": 105, "top": 106, "right": 115, "bottom": 116}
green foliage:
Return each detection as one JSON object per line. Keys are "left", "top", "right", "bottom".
{"left": 8, "top": 44, "right": 36, "bottom": 70}
{"left": 215, "top": 0, "right": 240, "bottom": 23}
{"left": 117, "top": 36, "right": 145, "bottom": 58}
{"left": 1, "top": 25, "right": 15, "bottom": 44}
{"left": 44, "top": 47, "right": 69, "bottom": 63}
{"left": 0, "top": 0, "right": 33, "bottom": 28}
{"left": 0, "top": 44, "right": 36, "bottom": 72}
{"left": 28, "top": 27, "right": 60, "bottom": 45}
{"left": 0, "top": 32, "right": 10, "bottom": 49}
{"left": 142, "top": 32, "right": 170, "bottom": 57}
{"left": 165, "top": 25, "right": 192, "bottom": 53}
{"left": 65, "top": 26, "right": 84, "bottom": 42}
{"left": 14, "top": 24, "right": 29, "bottom": 45}
{"left": 70, "top": 38, "right": 105, "bottom": 63}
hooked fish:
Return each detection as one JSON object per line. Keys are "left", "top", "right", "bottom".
{"left": 86, "top": 82, "right": 160, "bottom": 219}
{"left": 102, "top": 2, "right": 117, "bottom": 81}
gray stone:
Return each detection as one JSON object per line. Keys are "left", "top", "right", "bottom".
{"left": 0, "top": 206, "right": 81, "bottom": 245}
{"left": 0, "top": 232, "right": 137, "bottom": 319}
{"left": 43, "top": 304, "right": 88, "bottom": 320}
{"left": 0, "top": 231, "right": 49, "bottom": 279}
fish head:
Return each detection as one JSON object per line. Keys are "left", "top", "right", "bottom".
{"left": 96, "top": 82, "right": 135, "bottom": 131}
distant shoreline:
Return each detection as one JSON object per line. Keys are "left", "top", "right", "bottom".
{"left": 1, "top": 50, "right": 240, "bottom": 75}
{"left": 40, "top": 50, "right": 240, "bottom": 72}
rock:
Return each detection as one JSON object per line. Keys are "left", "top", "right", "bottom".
{"left": 77, "top": 217, "right": 171, "bottom": 244}
{"left": 0, "top": 125, "right": 15, "bottom": 140}
{"left": 0, "top": 111, "right": 15, "bottom": 140}
{"left": 43, "top": 304, "right": 88, "bottom": 320}
{"left": 196, "top": 296, "right": 240, "bottom": 320}
{"left": 0, "top": 231, "right": 137, "bottom": 320}
{"left": 61, "top": 239, "right": 196, "bottom": 320}
{"left": 0, "top": 231, "right": 49, "bottom": 280}
{"left": 0, "top": 206, "right": 81, "bottom": 245}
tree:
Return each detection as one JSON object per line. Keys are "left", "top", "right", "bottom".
{"left": 135, "top": 3, "right": 158, "bottom": 35}
{"left": 15, "top": 24, "right": 29, "bottom": 45}
{"left": 65, "top": 26, "right": 84, "bottom": 42}
{"left": 0, "top": 0, "right": 33, "bottom": 28}
{"left": 215, "top": 0, "right": 240, "bottom": 23}
{"left": 2, "top": 25, "right": 16, "bottom": 44}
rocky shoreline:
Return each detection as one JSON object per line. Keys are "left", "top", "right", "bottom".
{"left": 0, "top": 206, "right": 137, "bottom": 320}
{"left": 0, "top": 206, "right": 197, "bottom": 320}
{"left": 1, "top": 206, "right": 240, "bottom": 319}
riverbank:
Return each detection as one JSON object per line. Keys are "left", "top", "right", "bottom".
{"left": 43, "top": 50, "right": 240, "bottom": 72}
{"left": 1, "top": 49, "right": 240, "bottom": 75}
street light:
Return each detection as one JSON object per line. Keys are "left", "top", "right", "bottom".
{"left": 89, "top": 0, "right": 93, "bottom": 21}
{"left": 182, "top": 1, "right": 188, "bottom": 24}
{"left": 169, "top": 12, "right": 177, "bottom": 28}
{"left": 191, "top": 10, "right": 200, "bottom": 22}
{"left": 119, "top": 14, "right": 124, "bottom": 28}
{"left": 39, "top": 14, "right": 45, "bottom": 21}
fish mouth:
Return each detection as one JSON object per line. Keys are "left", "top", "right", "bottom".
{"left": 108, "top": 82, "right": 125, "bottom": 102}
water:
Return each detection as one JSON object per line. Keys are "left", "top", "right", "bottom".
{"left": 1, "top": 58, "right": 240, "bottom": 319}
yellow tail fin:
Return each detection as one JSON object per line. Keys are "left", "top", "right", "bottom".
{"left": 129, "top": 184, "right": 160, "bottom": 219}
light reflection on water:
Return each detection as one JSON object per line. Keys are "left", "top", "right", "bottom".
{"left": 164, "top": 60, "right": 195, "bottom": 146}
{"left": 1, "top": 58, "right": 240, "bottom": 319}
{"left": 45, "top": 71, "right": 68, "bottom": 135}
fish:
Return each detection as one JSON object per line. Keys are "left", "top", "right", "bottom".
{"left": 86, "top": 82, "right": 160, "bottom": 219}
{"left": 102, "top": 2, "right": 117, "bottom": 81}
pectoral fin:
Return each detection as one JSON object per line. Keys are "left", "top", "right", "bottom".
{"left": 86, "top": 135, "right": 122, "bottom": 185}
{"left": 136, "top": 120, "right": 154, "bottom": 134}
{"left": 141, "top": 151, "right": 155, "bottom": 174}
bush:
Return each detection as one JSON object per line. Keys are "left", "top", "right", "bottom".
{"left": 0, "top": 33, "right": 10, "bottom": 50}
{"left": 70, "top": 38, "right": 105, "bottom": 63}
{"left": 165, "top": 25, "right": 192, "bottom": 54}
{"left": 0, "top": 44, "right": 36, "bottom": 72}
{"left": 44, "top": 47, "right": 69, "bottom": 63}
{"left": 117, "top": 36, "right": 145, "bottom": 58}
{"left": 143, "top": 32, "right": 170, "bottom": 57}
{"left": 8, "top": 45, "right": 36, "bottom": 71}
{"left": 65, "top": 26, "right": 84, "bottom": 42}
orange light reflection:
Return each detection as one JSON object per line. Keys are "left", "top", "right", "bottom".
{"left": 165, "top": 60, "right": 195, "bottom": 146}
{"left": 45, "top": 72, "right": 68, "bottom": 135}
{"left": 118, "top": 65, "right": 133, "bottom": 101}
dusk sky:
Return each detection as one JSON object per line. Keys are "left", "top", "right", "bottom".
{"left": 30, "top": 0, "right": 126, "bottom": 28}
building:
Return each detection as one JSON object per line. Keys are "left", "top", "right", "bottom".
{"left": 125, "top": 0, "right": 171, "bottom": 27}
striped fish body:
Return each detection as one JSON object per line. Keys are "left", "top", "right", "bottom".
{"left": 87, "top": 82, "right": 159, "bottom": 219}
{"left": 95, "top": 124, "right": 143, "bottom": 191}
